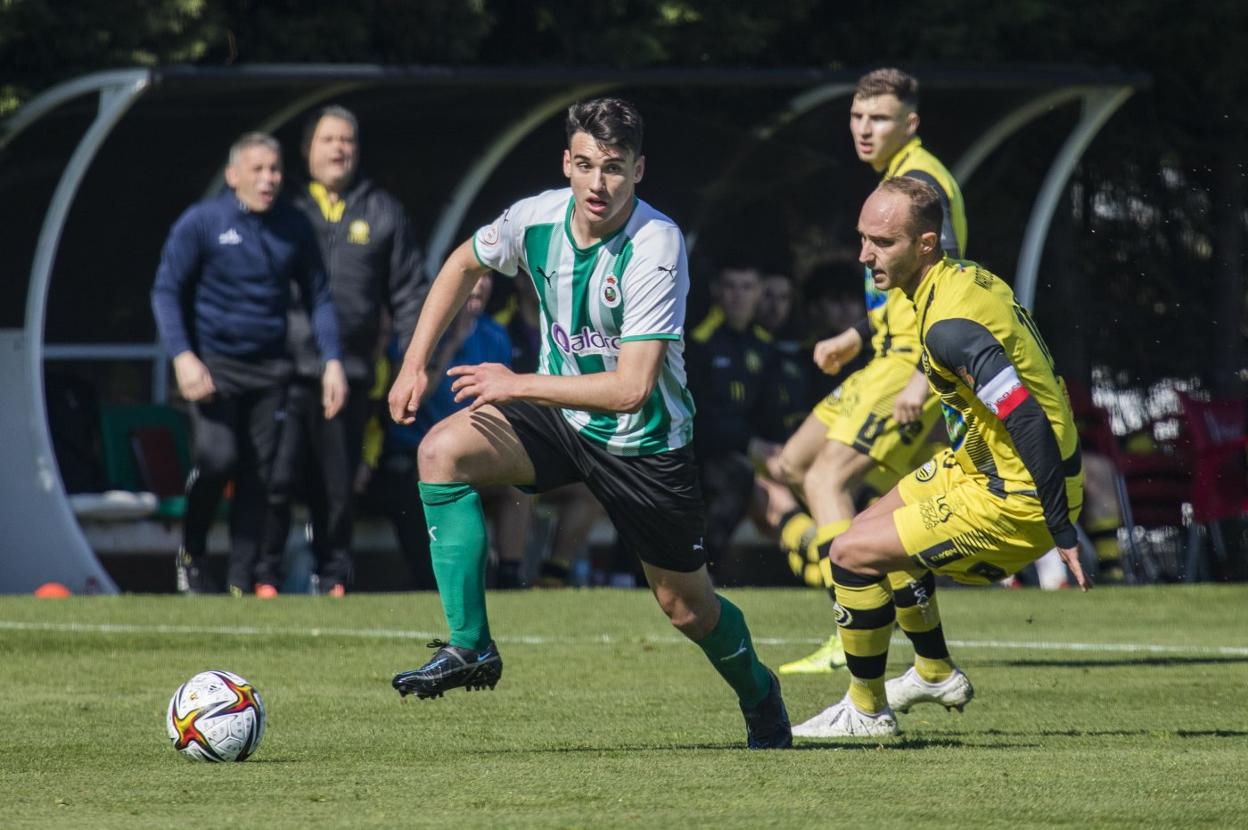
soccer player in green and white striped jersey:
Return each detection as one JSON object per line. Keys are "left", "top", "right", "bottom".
{"left": 387, "top": 98, "right": 791, "bottom": 749}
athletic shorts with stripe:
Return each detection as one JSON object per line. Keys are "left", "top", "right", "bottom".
{"left": 498, "top": 400, "right": 707, "bottom": 572}
{"left": 812, "top": 352, "right": 944, "bottom": 479}
{"left": 893, "top": 447, "right": 1084, "bottom": 585}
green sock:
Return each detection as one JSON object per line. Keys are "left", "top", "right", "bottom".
{"left": 696, "top": 596, "right": 773, "bottom": 708}
{"left": 419, "top": 482, "right": 491, "bottom": 651}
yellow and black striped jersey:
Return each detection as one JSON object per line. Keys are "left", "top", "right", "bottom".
{"left": 913, "top": 257, "right": 1082, "bottom": 549}
{"left": 864, "top": 137, "right": 969, "bottom": 360}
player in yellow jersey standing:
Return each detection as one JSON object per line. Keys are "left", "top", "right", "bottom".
{"left": 776, "top": 68, "right": 967, "bottom": 675}
{"left": 793, "top": 177, "right": 1087, "bottom": 737}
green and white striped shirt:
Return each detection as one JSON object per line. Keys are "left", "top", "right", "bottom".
{"left": 473, "top": 188, "right": 695, "bottom": 456}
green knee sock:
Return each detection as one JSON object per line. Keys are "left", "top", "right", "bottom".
{"left": 696, "top": 596, "right": 773, "bottom": 708}
{"left": 419, "top": 482, "right": 491, "bottom": 651}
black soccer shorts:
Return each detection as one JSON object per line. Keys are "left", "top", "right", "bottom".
{"left": 498, "top": 400, "right": 707, "bottom": 572}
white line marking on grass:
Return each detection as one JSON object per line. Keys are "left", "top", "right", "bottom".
{"left": 2, "top": 620, "right": 1247, "bottom": 657}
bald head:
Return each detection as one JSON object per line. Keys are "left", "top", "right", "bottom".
{"left": 857, "top": 184, "right": 941, "bottom": 297}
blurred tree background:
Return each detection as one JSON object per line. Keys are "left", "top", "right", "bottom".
{"left": 1, "top": 0, "right": 1244, "bottom": 421}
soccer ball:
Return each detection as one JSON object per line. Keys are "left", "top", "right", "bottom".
{"left": 166, "top": 670, "right": 266, "bottom": 762}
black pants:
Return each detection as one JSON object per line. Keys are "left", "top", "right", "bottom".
{"left": 183, "top": 384, "right": 286, "bottom": 591}
{"left": 697, "top": 450, "right": 756, "bottom": 584}
{"left": 257, "top": 378, "right": 372, "bottom": 589}
{"left": 364, "top": 449, "right": 437, "bottom": 590}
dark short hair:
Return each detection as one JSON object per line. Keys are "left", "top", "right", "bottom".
{"left": 855, "top": 68, "right": 919, "bottom": 109}
{"left": 878, "top": 176, "right": 943, "bottom": 239}
{"left": 301, "top": 105, "right": 359, "bottom": 156}
{"left": 762, "top": 270, "right": 795, "bottom": 286}
{"left": 713, "top": 264, "right": 763, "bottom": 285}
{"left": 565, "top": 97, "right": 644, "bottom": 157}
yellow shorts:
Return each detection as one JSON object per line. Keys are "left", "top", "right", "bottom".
{"left": 812, "top": 353, "right": 943, "bottom": 478}
{"left": 893, "top": 449, "right": 1083, "bottom": 585}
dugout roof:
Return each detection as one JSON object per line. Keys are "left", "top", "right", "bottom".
{"left": 0, "top": 63, "right": 1147, "bottom": 593}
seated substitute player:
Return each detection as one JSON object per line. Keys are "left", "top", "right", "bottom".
{"left": 386, "top": 97, "right": 792, "bottom": 749}
{"left": 776, "top": 67, "right": 967, "bottom": 675}
{"left": 793, "top": 177, "right": 1088, "bottom": 738}
{"left": 686, "top": 263, "right": 791, "bottom": 582}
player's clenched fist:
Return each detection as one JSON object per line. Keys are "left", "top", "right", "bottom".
{"left": 389, "top": 366, "right": 429, "bottom": 425}
{"left": 813, "top": 328, "right": 863, "bottom": 375}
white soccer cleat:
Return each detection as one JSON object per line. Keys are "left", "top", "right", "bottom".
{"left": 885, "top": 666, "right": 974, "bottom": 714}
{"left": 791, "top": 694, "right": 900, "bottom": 738}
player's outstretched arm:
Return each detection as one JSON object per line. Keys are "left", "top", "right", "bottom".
{"left": 389, "top": 238, "right": 489, "bottom": 424}
{"left": 449, "top": 339, "right": 667, "bottom": 414}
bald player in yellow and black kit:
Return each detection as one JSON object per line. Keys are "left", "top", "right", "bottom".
{"left": 776, "top": 67, "right": 967, "bottom": 675}
{"left": 792, "top": 177, "right": 1087, "bottom": 738}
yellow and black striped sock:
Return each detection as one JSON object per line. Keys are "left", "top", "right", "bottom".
{"left": 814, "top": 520, "right": 852, "bottom": 589}
{"left": 830, "top": 562, "right": 894, "bottom": 713}
{"left": 779, "top": 511, "right": 819, "bottom": 587}
{"left": 888, "top": 569, "right": 952, "bottom": 683}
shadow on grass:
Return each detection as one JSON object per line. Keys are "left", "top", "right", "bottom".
{"left": 974, "top": 655, "right": 1248, "bottom": 669}
{"left": 496, "top": 736, "right": 1041, "bottom": 753}
{"left": 787, "top": 736, "right": 1042, "bottom": 751}
{"left": 965, "top": 728, "right": 1248, "bottom": 740}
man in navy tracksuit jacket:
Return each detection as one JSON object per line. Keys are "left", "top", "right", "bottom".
{"left": 151, "top": 132, "right": 345, "bottom": 596}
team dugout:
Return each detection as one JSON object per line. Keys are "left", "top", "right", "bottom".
{"left": 0, "top": 64, "right": 1145, "bottom": 593}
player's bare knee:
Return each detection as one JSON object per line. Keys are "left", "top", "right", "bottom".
{"left": 801, "top": 459, "right": 829, "bottom": 494}
{"left": 416, "top": 423, "right": 463, "bottom": 482}
{"left": 669, "top": 603, "right": 715, "bottom": 640}
{"left": 655, "top": 589, "right": 714, "bottom": 639}
{"left": 828, "top": 532, "right": 868, "bottom": 573}
{"left": 654, "top": 590, "right": 690, "bottom": 626}
{"left": 805, "top": 461, "right": 852, "bottom": 501}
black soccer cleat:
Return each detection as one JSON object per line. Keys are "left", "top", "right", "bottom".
{"left": 392, "top": 640, "right": 503, "bottom": 700}
{"left": 741, "top": 669, "right": 793, "bottom": 750}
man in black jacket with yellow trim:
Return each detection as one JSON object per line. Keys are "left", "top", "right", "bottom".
{"left": 258, "top": 106, "right": 427, "bottom": 596}
{"left": 685, "top": 263, "right": 789, "bottom": 582}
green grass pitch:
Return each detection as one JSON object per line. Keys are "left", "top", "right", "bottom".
{"left": 2, "top": 585, "right": 1246, "bottom": 829}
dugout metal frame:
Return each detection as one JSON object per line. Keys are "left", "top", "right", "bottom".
{"left": 0, "top": 64, "right": 1146, "bottom": 593}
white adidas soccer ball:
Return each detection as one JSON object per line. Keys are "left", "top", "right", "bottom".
{"left": 166, "top": 670, "right": 266, "bottom": 762}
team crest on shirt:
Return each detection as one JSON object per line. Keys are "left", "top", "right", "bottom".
{"left": 481, "top": 224, "right": 500, "bottom": 245}
{"left": 348, "top": 219, "right": 370, "bottom": 245}
{"left": 915, "top": 459, "right": 937, "bottom": 482}
{"left": 602, "top": 275, "right": 621, "bottom": 308}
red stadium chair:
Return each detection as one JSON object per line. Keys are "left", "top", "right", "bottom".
{"left": 1177, "top": 392, "right": 1248, "bottom": 580}
{"left": 1065, "top": 380, "right": 1190, "bottom": 583}
{"left": 100, "top": 404, "right": 200, "bottom": 521}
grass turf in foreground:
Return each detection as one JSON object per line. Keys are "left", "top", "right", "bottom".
{"left": 0, "top": 585, "right": 1246, "bottom": 829}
